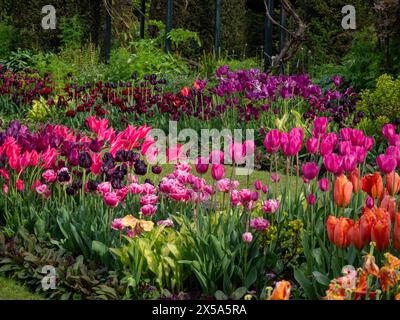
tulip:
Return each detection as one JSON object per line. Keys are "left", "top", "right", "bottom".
{"left": 386, "top": 146, "right": 400, "bottom": 168}
{"left": 141, "top": 204, "right": 157, "bottom": 216}
{"left": 111, "top": 218, "right": 125, "bottom": 231}
{"left": 360, "top": 208, "right": 376, "bottom": 244}
{"left": 271, "top": 173, "right": 280, "bottom": 183}
{"left": 386, "top": 171, "right": 400, "bottom": 195}
{"left": 42, "top": 169, "right": 57, "bottom": 183}
{"left": 211, "top": 164, "right": 225, "bottom": 181}
{"left": 16, "top": 179, "right": 24, "bottom": 191}
{"left": 228, "top": 142, "right": 245, "bottom": 164}
{"left": 376, "top": 154, "right": 397, "bottom": 174}
{"left": 243, "top": 140, "right": 256, "bottom": 156}
{"left": 318, "top": 178, "right": 329, "bottom": 192}
{"left": 334, "top": 175, "right": 353, "bottom": 207}
{"left": 302, "top": 162, "right": 319, "bottom": 181}
{"left": 254, "top": 180, "right": 263, "bottom": 191}
{"left": 326, "top": 216, "right": 338, "bottom": 243}
{"left": 380, "top": 195, "right": 397, "bottom": 221}
{"left": 394, "top": 213, "right": 400, "bottom": 253}
{"left": 371, "top": 218, "right": 391, "bottom": 252}
{"left": 382, "top": 123, "right": 396, "bottom": 140}
{"left": 350, "top": 129, "right": 365, "bottom": 147}
{"left": 242, "top": 232, "right": 253, "bottom": 243}
{"left": 312, "top": 117, "right": 328, "bottom": 139}
{"left": 250, "top": 217, "right": 270, "bottom": 231}
{"left": 365, "top": 196, "right": 374, "bottom": 209}
{"left": 333, "top": 217, "right": 354, "bottom": 248}
{"left": 348, "top": 168, "right": 361, "bottom": 193}
{"left": 263, "top": 129, "right": 281, "bottom": 154}
{"left": 306, "top": 194, "right": 316, "bottom": 206}
{"left": 332, "top": 75, "right": 342, "bottom": 87}
{"left": 342, "top": 153, "right": 357, "bottom": 172}
{"left": 306, "top": 137, "right": 318, "bottom": 154}
{"left": 353, "top": 146, "right": 367, "bottom": 164}
{"left": 209, "top": 150, "right": 224, "bottom": 164}
{"left": 195, "top": 157, "right": 209, "bottom": 174}
{"left": 180, "top": 87, "right": 190, "bottom": 97}
{"left": 363, "top": 136, "right": 374, "bottom": 151}
{"left": 2, "top": 184, "right": 8, "bottom": 194}
{"left": 348, "top": 221, "right": 365, "bottom": 250}
{"left": 389, "top": 133, "right": 400, "bottom": 146}
{"left": 270, "top": 280, "right": 291, "bottom": 300}
{"left": 340, "top": 128, "right": 352, "bottom": 141}
{"left": 323, "top": 153, "right": 342, "bottom": 174}
{"left": 262, "top": 185, "right": 269, "bottom": 194}
{"left": 339, "top": 141, "right": 352, "bottom": 156}
{"left": 362, "top": 172, "right": 383, "bottom": 199}
{"left": 262, "top": 199, "right": 280, "bottom": 213}
{"left": 103, "top": 192, "right": 120, "bottom": 207}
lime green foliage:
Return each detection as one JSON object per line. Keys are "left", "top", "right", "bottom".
{"left": 0, "top": 23, "right": 14, "bottom": 59}
{"left": 261, "top": 218, "right": 304, "bottom": 267}
{"left": 167, "top": 28, "right": 201, "bottom": 57}
{"left": 0, "top": 50, "right": 36, "bottom": 72}
{"left": 0, "top": 277, "right": 43, "bottom": 300}
{"left": 358, "top": 74, "right": 400, "bottom": 121}
{"left": 27, "top": 96, "right": 57, "bottom": 122}
{"left": 112, "top": 227, "right": 185, "bottom": 296}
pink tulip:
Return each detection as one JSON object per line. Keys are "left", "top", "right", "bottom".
{"left": 42, "top": 169, "right": 57, "bottom": 183}
{"left": 262, "top": 199, "right": 280, "bottom": 213}
{"left": 342, "top": 153, "right": 357, "bottom": 172}
{"left": 350, "top": 129, "right": 365, "bottom": 146}
{"left": 98, "top": 182, "right": 112, "bottom": 194}
{"left": 319, "top": 178, "right": 329, "bottom": 192}
{"left": 264, "top": 129, "right": 281, "bottom": 154}
{"left": 243, "top": 140, "right": 256, "bottom": 156}
{"left": 363, "top": 136, "right": 374, "bottom": 151}
{"left": 103, "top": 192, "right": 119, "bottom": 207}
{"left": 36, "top": 184, "right": 51, "bottom": 198}
{"left": 302, "top": 162, "right": 319, "bottom": 181}
{"left": 254, "top": 180, "right": 263, "bottom": 191}
{"left": 376, "top": 154, "right": 397, "bottom": 174}
{"left": 340, "top": 128, "right": 352, "bottom": 141}
{"left": 312, "top": 117, "right": 328, "bottom": 138}
{"left": 141, "top": 204, "right": 157, "bottom": 216}
{"left": 382, "top": 124, "right": 396, "bottom": 140}
{"left": 16, "top": 179, "right": 24, "bottom": 191}
{"left": 111, "top": 218, "right": 125, "bottom": 231}
{"left": 2, "top": 184, "right": 8, "bottom": 194}
{"left": 242, "top": 232, "right": 253, "bottom": 243}
{"left": 353, "top": 146, "right": 367, "bottom": 164}
{"left": 195, "top": 156, "right": 209, "bottom": 174}
{"left": 211, "top": 164, "right": 225, "bottom": 181}
{"left": 323, "top": 153, "right": 343, "bottom": 174}
{"left": 262, "top": 185, "right": 269, "bottom": 194}
{"left": 320, "top": 137, "right": 334, "bottom": 156}
{"left": 339, "top": 141, "right": 352, "bottom": 155}
{"left": 229, "top": 142, "right": 245, "bottom": 164}
{"left": 157, "top": 219, "right": 174, "bottom": 228}
{"left": 209, "top": 150, "right": 224, "bottom": 164}
{"left": 389, "top": 134, "right": 400, "bottom": 146}
{"left": 250, "top": 217, "right": 270, "bottom": 231}
{"left": 306, "top": 194, "right": 316, "bottom": 206}
{"left": 306, "top": 138, "right": 318, "bottom": 154}
{"left": 140, "top": 194, "right": 159, "bottom": 206}
{"left": 366, "top": 196, "right": 375, "bottom": 209}
{"left": 216, "top": 179, "right": 231, "bottom": 192}
{"left": 90, "top": 152, "right": 103, "bottom": 175}
{"left": 271, "top": 173, "right": 280, "bottom": 183}
{"left": 386, "top": 146, "right": 400, "bottom": 168}
{"left": 129, "top": 183, "right": 144, "bottom": 194}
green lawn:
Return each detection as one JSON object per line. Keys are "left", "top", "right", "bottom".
{"left": 0, "top": 277, "right": 43, "bottom": 300}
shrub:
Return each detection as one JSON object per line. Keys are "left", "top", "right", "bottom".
{"left": 0, "top": 23, "right": 14, "bottom": 59}
{"left": 357, "top": 74, "right": 400, "bottom": 122}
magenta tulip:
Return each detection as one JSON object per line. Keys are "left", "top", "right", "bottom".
{"left": 302, "top": 162, "right": 319, "bottom": 181}
{"left": 376, "top": 154, "right": 397, "bottom": 174}
{"left": 211, "top": 164, "right": 225, "bottom": 181}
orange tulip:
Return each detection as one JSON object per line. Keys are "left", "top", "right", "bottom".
{"left": 371, "top": 218, "right": 391, "bottom": 252}
{"left": 348, "top": 221, "right": 365, "bottom": 250}
{"left": 360, "top": 208, "right": 376, "bottom": 245}
{"left": 349, "top": 168, "right": 361, "bottom": 193}
{"left": 379, "top": 266, "right": 397, "bottom": 292}
{"left": 326, "top": 216, "right": 338, "bottom": 243}
{"left": 385, "top": 171, "right": 400, "bottom": 195}
{"left": 361, "top": 172, "right": 383, "bottom": 199}
{"left": 333, "top": 217, "right": 354, "bottom": 248}
{"left": 394, "top": 213, "right": 400, "bottom": 253}
{"left": 334, "top": 175, "right": 353, "bottom": 207}
{"left": 270, "top": 280, "right": 291, "bottom": 300}
{"left": 380, "top": 195, "right": 397, "bottom": 222}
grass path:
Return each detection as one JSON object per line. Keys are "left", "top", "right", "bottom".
{"left": 0, "top": 277, "right": 43, "bottom": 300}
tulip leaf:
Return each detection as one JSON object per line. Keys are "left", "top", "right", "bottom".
{"left": 312, "top": 271, "right": 330, "bottom": 286}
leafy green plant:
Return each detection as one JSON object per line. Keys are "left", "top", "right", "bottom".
{"left": 59, "top": 15, "right": 83, "bottom": 49}
{"left": 0, "top": 23, "right": 15, "bottom": 59}
{"left": 358, "top": 74, "right": 400, "bottom": 122}
{"left": 0, "top": 228, "right": 125, "bottom": 300}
